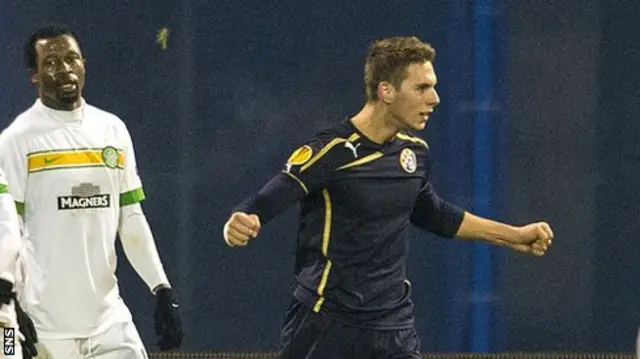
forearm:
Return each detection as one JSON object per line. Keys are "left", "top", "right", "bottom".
{"left": 455, "top": 211, "right": 523, "bottom": 245}
{"left": 118, "top": 203, "right": 170, "bottom": 292}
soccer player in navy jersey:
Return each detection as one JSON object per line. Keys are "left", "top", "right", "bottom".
{"left": 223, "top": 36, "right": 554, "bottom": 359}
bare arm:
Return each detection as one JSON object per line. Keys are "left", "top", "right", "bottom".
{"left": 455, "top": 211, "right": 554, "bottom": 256}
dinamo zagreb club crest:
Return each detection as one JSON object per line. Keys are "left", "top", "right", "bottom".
{"left": 399, "top": 148, "right": 417, "bottom": 173}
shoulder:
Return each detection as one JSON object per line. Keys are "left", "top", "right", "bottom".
{"left": 85, "top": 103, "right": 132, "bottom": 139}
{"left": 0, "top": 102, "right": 42, "bottom": 140}
{"left": 0, "top": 109, "right": 40, "bottom": 153}
{"left": 395, "top": 131, "right": 429, "bottom": 150}
{"left": 85, "top": 103, "right": 126, "bottom": 127}
{"left": 286, "top": 121, "right": 360, "bottom": 170}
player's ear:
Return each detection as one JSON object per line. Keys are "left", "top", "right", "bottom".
{"left": 29, "top": 72, "right": 38, "bottom": 85}
{"left": 378, "top": 82, "right": 395, "bottom": 104}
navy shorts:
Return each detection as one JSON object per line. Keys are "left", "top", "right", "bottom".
{"left": 278, "top": 299, "right": 421, "bottom": 359}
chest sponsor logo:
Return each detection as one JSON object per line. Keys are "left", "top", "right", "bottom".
{"left": 57, "top": 183, "right": 111, "bottom": 210}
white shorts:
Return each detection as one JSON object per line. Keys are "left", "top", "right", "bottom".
{"left": 34, "top": 318, "right": 147, "bottom": 359}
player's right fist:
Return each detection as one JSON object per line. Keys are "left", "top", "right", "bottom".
{"left": 223, "top": 212, "right": 261, "bottom": 247}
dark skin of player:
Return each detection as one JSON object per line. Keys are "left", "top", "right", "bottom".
{"left": 31, "top": 35, "right": 86, "bottom": 111}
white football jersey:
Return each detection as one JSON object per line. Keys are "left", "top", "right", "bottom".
{"left": 0, "top": 168, "right": 20, "bottom": 284}
{"left": 0, "top": 99, "right": 146, "bottom": 338}
{"left": 0, "top": 167, "right": 21, "bottom": 329}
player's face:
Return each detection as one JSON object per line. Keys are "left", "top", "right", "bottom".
{"left": 32, "top": 35, "right": 86, "bottom": 111}
{"left": 389, "top": 61, "right": 440, "bottom": 131}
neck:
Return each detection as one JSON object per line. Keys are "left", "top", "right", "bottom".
{"left": 40, "top": 96, "right": 81, "bottom": 111}
{"left": 350, "top": 101, "right": 399, "bottom": 144}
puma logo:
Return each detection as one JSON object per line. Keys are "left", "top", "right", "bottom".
{"left": 344, "top": 141, "right": 361, "bottom": 158}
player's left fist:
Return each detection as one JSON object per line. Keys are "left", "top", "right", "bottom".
{"left": 514, "top": 222, "right": 554, "bottom": 256}
{"left": 154, "top": 287, "right": 184, "bottom": 351}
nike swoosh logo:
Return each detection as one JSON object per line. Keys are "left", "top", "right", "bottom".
{"left": 44, "top": 155, "right": 64, "bottom": 165}
{"left": 171, "top": 303, "right": 179, "bottom": 308}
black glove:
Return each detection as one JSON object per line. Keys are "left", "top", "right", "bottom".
{"left": 154, "top": 287, "right": 183, "bottom": 351}
{"left": 15, "top": 298, "right": 38, "bottom": 359}
{"left": 0, "top": 280, "right": 38, "bottom": 359}
{"left": 0, "top": 279, "right": 12, "bottom": 304}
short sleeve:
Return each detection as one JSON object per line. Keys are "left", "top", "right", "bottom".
{"left": 0, "top": 133, "right": 28, "bottom": 214}
{"left": 119, "top": 125, "right": 146, "bottom": 206}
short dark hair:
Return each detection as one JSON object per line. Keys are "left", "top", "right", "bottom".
{"left": 24, "top": 24, "right": 83, "bottom": 73}
{"left": 364, "top": 36, "right": 436, "bottom": 101}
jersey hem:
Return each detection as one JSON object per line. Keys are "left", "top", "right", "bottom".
{"left": 293, "top": 286, "right": 415, "bottom": 330}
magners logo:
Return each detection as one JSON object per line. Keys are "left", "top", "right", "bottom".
{"left": 58, "top": 195, "right": 110, "bottom": 210}
{"left": 57, "top": 183, "right": 111, "bottom": 210}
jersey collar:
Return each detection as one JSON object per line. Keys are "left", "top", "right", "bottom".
{"left": 36, "top": 98, "right": 86, "bottom": 124}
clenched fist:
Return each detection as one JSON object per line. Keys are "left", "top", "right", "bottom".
{"left": 509, "top": 221, "right": 554, "bottom": 256}
{"left": 223, "top": 212, "right": 262, "bottom": 247}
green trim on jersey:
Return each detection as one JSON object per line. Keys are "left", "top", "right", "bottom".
{"left": 0, "top": 184, "right": 7, "bottom": 194}
{"left": 120, "top": 188, "right": 146, "bottom": 206}
{"left": 15, "top": 202, "right": 24, "bottom": 215}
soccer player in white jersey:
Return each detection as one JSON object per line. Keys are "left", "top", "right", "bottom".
{"left": 0, "top": 24, "right": 183, "bottom": 358}
{"left": 0, "top": 167, "right": 38, "bottom": 359}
